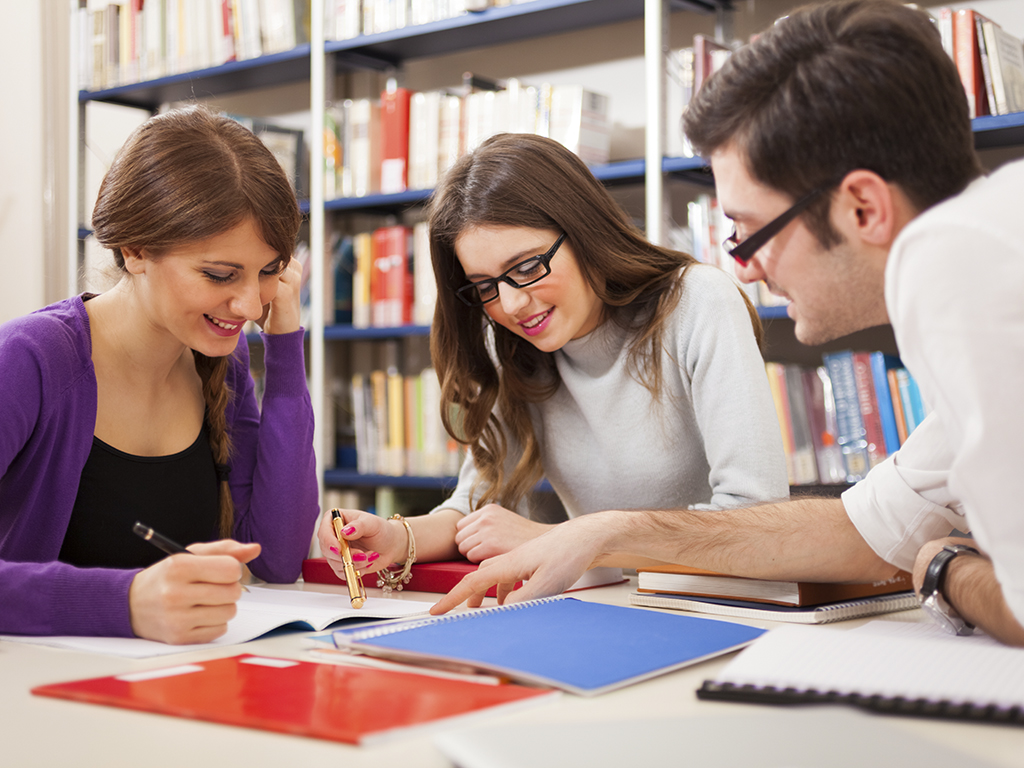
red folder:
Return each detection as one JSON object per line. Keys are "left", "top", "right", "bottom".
{"left": 32, "top": 654, "right": 555, "bottom": 745}
{"left": 303, "top": 557, "right": 518, "bottom": 598}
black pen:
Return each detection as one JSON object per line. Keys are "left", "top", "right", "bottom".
{"left": 132, "top": 521, "right": 250, "bottom": 591}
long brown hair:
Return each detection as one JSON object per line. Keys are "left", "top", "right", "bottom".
{"left": 428, "top": 133, "right": 761, "bottom": 511}
{"left": 91, "top": 105, "right": 301, "bottom": 537}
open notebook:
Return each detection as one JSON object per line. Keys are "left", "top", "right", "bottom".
{"left": 698, "top": 620, "right": 1024, "bottom": 723}
{"left": 1, "top": 586, "right": 432, "bottom": 658}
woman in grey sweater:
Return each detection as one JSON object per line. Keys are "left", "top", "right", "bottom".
{"left": 318, "top": 134, "right": 787, "bottom": 589}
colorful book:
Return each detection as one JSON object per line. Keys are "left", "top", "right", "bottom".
{"left": 801, "top": 366, "right": 845, "bottom": 484}
{"left": 371, "top": 225, "right": 413, "bottom": 328}
{"left": 869, "top": 352, "right": 901, "bottom": 454}
{"left": 954, "top": 8, "right": 991, "bottom": 118}
{"left": 636, "top": 564, "right": 913, "bottom": 607}
{"left": 851, "top": 351, "right": 887, "bottom": 468}
{"left": 32, "top": 653, "right": 557, "bottom": 745}
{"left": 822, "top": 351, "right": 870, "bottom": 482}
{"left": 629, "top": 590, "right": 919, "bottom": 625}
{"left": 887, "top": 367, "right": 909, "bottom": 445}
{"left": 380, "top": 84, "right": 412, "bottom": 193}
{"left": 330, "top": 596, "right": 766, "bottom": 696}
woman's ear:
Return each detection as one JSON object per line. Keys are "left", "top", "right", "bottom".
{"left": 121, "top": 246, "right": 146, "bottom": 275}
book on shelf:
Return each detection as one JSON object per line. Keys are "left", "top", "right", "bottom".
{"left": 822, "top": 350, "right": 870, "bottom": 483}
{"left": 693, "top": 34, "right": 732, "bottom": 97}
{"left": 371, "top": 224, "right": 414, "bottom": 327}
{"left": 343, "top": 97, "right": 382, "bottom": 198}
{"left": 954, "top": 8, "right": 992, "bottom": 118}
{"left": 981, "top": 20, "right": 1024, "bottom": 115}
{"left": 629, "top": 590, "right": 919, "bottom": 625}
{"left": 697, "top": 619, "right": 1024, "bottom": 725}
{"left": 409, "top": 90, "right": 443, "bottom": 190}
{"left": 303, "top": 558, "right": 624, "bottom": 598}
{"left": 851, "top": 351, "right": 887, "bottom": 469}
{"left": 411, "top": 221, "right": 436, "bottom": 326}
{"left": 894, "top": 366, "right": 928, "bottom": 434}
{"left": 380, "top": 84, "right": 413, "bottom": 194}
{"left": 329, "top": 596, "right": 766, "bottom": 696}
{"left": 801, "top": 366, "right": 846, "bottom": 484}
{"left": 635, "top": 563, "right": 914, "bottom": 607}
{"left": 869, "top": 352, "right": 902, "bottom": 453}
{"left": 32, "top": 653, "right": 557, "bottom": 746}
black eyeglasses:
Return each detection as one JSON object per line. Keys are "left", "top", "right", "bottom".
{"left": 456, "top": 233, "right": 567, "bottom": 307}
{"left": 723, "top": 187, "right": 827, "bottom": 265}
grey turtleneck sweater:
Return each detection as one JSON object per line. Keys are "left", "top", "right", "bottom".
{"left": 432, "top": 264, "right": 788, "bottom": 519}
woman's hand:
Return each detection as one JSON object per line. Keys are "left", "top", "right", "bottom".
{"left": 315, "top": 509, "right": 405, "bottom": 579}
{"left": 454, "top": 504, "right": 552, "bottom": 562}
{"left": 259, "top": 257, "right": 303, "bottom": 335}
{"left": 128, "top": 540, "right": 261, "bottom": 644}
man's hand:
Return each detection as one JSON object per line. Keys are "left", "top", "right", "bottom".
{"left": 432, "top": 515, "right": 607, "bottom": 614}
{"left": 454, "top": 504, "right": 552, "bottom": 562}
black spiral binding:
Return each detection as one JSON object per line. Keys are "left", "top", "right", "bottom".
{"left": 696, "top": 681, "right": 1024, "bottom": 725}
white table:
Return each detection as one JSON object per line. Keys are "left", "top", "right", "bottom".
{"left": 5, "top": 578, "right": 1023, "bottom": 767}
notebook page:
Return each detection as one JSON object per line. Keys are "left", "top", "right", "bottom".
{"left": 715, "top": 620, "right": 1024, "bottom": 707}
{"left": 0, "top": 588, "right": 431, "bottom": 658}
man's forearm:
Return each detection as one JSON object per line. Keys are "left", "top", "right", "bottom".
{"left": 592, "top": 497, "right": 898, "bottom": 583}
{"left": 946, "top": 555, "right": 1024, "bottom": 646}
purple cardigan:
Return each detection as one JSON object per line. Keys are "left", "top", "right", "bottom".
{"left": 0, "top": 297, "right": 319, "bottom": 637}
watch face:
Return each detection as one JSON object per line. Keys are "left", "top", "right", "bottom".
{"left": 921, "top": 593, "right": 971, "bottom": 636}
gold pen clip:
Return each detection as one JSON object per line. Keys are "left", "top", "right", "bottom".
{"left": 331, "top": 509, "right": 366, "bottom": 609}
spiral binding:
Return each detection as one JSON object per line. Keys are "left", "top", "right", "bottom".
{"left": 338, "top": 595, "right": 567, "bottom": 642}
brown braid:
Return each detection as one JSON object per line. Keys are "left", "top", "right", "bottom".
{"left": 194, "top": 352, "right": 234, "bottom": 537}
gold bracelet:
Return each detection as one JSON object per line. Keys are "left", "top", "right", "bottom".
{"left": 376, "top": 514, "right": 416, "bottom": 594}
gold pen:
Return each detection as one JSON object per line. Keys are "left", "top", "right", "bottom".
{"left": 331, "top": 509, "right": 366, "bottom": 609}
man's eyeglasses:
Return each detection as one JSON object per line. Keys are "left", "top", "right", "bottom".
{"left": 456, "top": 233, "right": 567, "bottom": 307}
{"left": 723, "top": 187, "right": 827, "bottom": 265}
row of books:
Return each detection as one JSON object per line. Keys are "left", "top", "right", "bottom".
{"left": 78, "top": 0, "right": 310, "bottom": 92}
{"left": 325, "top": 222, "right": 435, "bottom": 329}
{"left": 349, "top": 361, "right": 464, "bottom": 478}
{"left": 325, "top": 79, "right": 610, "bottom": 199}
{"left": 936, "top": 6, "right": 1024, "bottom": 118}
{"left": 666, "top": 34, "right": 735, "bottom": 159}
{"left": 766, "top": 351, "right": 929, "bottom": 487}
{"left": 327, "top": 0, "right": 531, "bottom": 41}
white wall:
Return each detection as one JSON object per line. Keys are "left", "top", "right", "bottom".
{"left": 0, "top": 4, "right": 45, "bottom": 325}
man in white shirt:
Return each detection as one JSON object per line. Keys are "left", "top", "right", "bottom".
{"left": 433, "top": 0, "right": 1024, "bottom": 646}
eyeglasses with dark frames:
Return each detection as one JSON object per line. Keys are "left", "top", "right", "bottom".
{"left": 723, "top": 187, "right": 827, "bottom": 265}
{"left": 456, "top": 233, "right": 567, "bottom": 307}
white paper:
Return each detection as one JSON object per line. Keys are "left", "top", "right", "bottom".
{"left": 0, "top": 587, "right": 432, "bottom": 658}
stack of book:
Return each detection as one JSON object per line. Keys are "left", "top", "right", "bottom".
{"left": 630, "top": 564, "right": 919, "bottom": 624}
{"left": 327, "top": 0, "right": 536, "bottom": 42}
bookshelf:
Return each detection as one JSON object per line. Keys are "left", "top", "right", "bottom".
{"left": 70, "top": 1, "right": 1024, "bottom": 505}
{"left": 70, "top": 0, "right": 732, "bottom": 513}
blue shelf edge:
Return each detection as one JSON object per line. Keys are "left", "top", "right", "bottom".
{"left": 325, "top": 469, "right": 555, "bottom": 493}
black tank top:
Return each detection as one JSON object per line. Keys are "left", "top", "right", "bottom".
{"left": 59, "top": 425, "right": 221, "bottom": 569}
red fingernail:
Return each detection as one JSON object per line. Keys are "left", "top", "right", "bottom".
{"left": 342, "top": 525, "right": 356, "bottom": 536}
{"left": 329, "top": 546, "right": 340, "bottom": 555}
{"left": 352, "top": 552, "right": 367, "bottom": 561}
{"left": 368, "top": 552, "right": 380, "bottom": 562}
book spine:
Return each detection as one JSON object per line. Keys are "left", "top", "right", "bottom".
{"left": 887, "top": 368, "right": 909, "bottom": 445}
{"left": 851, "top": 351, "right": 887, "bottom": 468}
{"left": 380, "top": 85, "right": 412, "bottom": 193}
{"left": 869, "top": 352, "right": 900, "bottom": 454}
{"left": 954, "top": 9, "right": 988, "bottom": 118}
{"left": 822, "top": 351, "right": 870, "bottom": 482}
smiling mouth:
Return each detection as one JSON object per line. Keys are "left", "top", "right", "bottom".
{"left": 520, "top": 308, "right": 553, "bottom": 329}
{"left": 205, "top": 314, "right": 241, "bottom": 331}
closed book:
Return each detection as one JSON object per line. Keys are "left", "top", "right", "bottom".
{"left": 380, "top": 85, "right": 412, "bottom": 193}
{"left": 982, "top": 21, "right": 1024, "bottom": 116}
{"left": 302, "top": 558, "right": 624, "bottom": 598}
{"left": 822, "top": 350, "right": 870, "bottom": 482}
{"left": 801, "top": 366, "right": 845, "bottom": 484}
{"left": 33, "top": 653, "right": 556, "bottom": 745}
{"left": 636, "top": 564, "right": 913, "bottom": 607}
{"left": 783, "top": 364, "right": 818, "bottom": 485}
{"left": 887, "top": 367, "right": 909, "bottom": 445}
{"left": 869, "top": 352, "right": 901, "bottom": 454}
{"left": 371, "top": 225, "right": 413, "bottom": 327}
{"left": 629, "top": 590, "right": 919, "bottom": 624}
{"left": 954, "top": 8, "right": 990, "bottom": 118}
{"left": 851, "top": 351, "right": 887, "bottom": 468}
{"left": 330, "top": 596, "right": 765, "bottom": 696}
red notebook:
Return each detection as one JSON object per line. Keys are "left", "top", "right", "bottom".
{"left": 32, "top": 654, "right": 556, "bottom": 746}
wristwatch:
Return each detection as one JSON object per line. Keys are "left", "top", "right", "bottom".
{"left": 919, "top": 544, "right": 980, "bottom": 635}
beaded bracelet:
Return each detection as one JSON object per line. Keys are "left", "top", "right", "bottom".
{"left": 376, "top": 514, "right": 417, "bottom": 594}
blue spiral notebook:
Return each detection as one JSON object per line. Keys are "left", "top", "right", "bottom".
{"left": 331, "top": 596, "right": 765, "bottom": 696}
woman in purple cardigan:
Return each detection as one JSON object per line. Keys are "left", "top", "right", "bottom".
{"left": 0, "top": 106, "right": 319, "bottom": 644}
